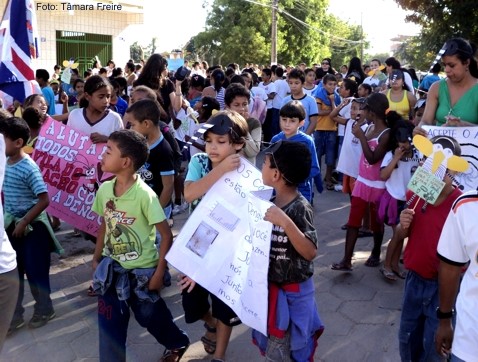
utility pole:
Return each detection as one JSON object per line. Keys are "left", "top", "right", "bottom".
{"left": 271, "top": 0, "right": 278, "bottom": 65}
{"left": 360, "top": 12, "right": 364, "bottom": 60}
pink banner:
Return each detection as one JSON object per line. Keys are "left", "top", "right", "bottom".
{"left": 32, "top": 118, "right": 111, "bottom": 236}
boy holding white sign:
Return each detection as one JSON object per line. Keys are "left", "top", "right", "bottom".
{"left": 252, "top": 140, "right": 323, "bottom": 361}
{"left": 179, "top": 110, "right": 249, "bottom": 361}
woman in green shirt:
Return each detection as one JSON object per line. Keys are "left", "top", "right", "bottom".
{"left": 418, "top": 38, "right": 478, "bottom": 129}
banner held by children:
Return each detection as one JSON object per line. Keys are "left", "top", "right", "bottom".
{"left": 32, "top": 118, "right": 110, "bottom": 235}
{"left": 166, "top": 158, "right": 273, "bottom": 335}
{"left": 423, "top": 126, "right": 478, "bottom": 192}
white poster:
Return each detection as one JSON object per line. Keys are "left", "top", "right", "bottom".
{"left": 424, "top": 126, "right": 478, "bottom": 191}
{"left": 166, "top": 158, "right": 273, "bottom": 335}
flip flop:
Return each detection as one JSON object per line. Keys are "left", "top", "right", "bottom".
{"left": 393, "top": 269, "right": 407, "bottom": 279}
{"left": 380, "top": 267, "right": 397, "bottom": 281}
{"left": 326, "top": 183, "right": 335, "bottom": 191}
{"left": 331, "top": 261, "right": 353, "bottom": 271}
{"left": 358, "top": 229, "right": 373, "bottom": 238}
{"left": 87, "top": 285, "right": 98, "bottom": 297}
{"left": 365, "top": 256, "right": 381, "bottom": 267}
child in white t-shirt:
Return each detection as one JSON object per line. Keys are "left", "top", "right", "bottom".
{"left": 379, "top": 120, "right": 419, "bottom": 281}
{"left": 67, "top": 76, "right": 123, "bottom": 143}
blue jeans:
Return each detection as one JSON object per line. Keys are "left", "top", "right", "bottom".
{"left": 399, "top": 271, "right": 443, "bottom": 362}
{"left": 98, "top": 283, "right": 189, "bottom": 362}
{"left": 8, "top": 221, "right": 54, "bottom": 318}
{"left": 314, "top": 130, "right": 337, "bottom": 166}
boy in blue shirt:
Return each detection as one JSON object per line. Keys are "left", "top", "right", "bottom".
{"left": 271, "top": 100, "right": 321, "bottom": 203}
{"left": 91, "top": 130, "right": 189, "bottom": 362}
{"left": 0, "top": 117, "right": 62, "bottom": 333}
{"left": 281, "top": 68, "right": 319, "bottom": 135}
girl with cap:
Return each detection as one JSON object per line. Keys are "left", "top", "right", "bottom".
{"left": 383, "top": 69, "right": 416, "bottom": 120}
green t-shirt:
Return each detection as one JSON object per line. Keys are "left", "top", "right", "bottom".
{"left": 92, "top": 176, "right": 166, "bottom": 269}
{"left": 436, "top": 79, "right": 478, "bottom": 126}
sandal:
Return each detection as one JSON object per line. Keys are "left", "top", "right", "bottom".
{"left": 331, "top": 260, "right": 353, "bottom": 271}
{"left": 87, "top": 285, "right": 98, "bottom": 297}
{"left": 357, "top": 228, "right": 373, "bottom": 238}
{"left": 201, "top": 322, "right": 217, "bottom": 354}
{"left": 392, "top": 269, "right": 407, "bottom": 279}
{"left": 160, "top": 344, "right": 189, "bottom": 362}
{"left": 380, "top": 266, "right": 397, "bottom": 281}
{"left": 326, "top": 183, "right": 335, "bottom": 191}
{"left": 365, "top": 255, "right": 381, "bottom": 267}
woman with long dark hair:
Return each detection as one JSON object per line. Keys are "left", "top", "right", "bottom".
{"left": 133, "top": 54, "right": 181, "bottom": 116}
{"left": 202, "top": 68, "right": 226, "bottom": 110}
{"left": 417, "top": 37, "right": 478, "bottom": 129}
{"left": 346, "top": 57, "right": 366, "bottom": 85}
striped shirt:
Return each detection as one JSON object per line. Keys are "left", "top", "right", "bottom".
{"left": 4, "top": 156, "right": 47, "bottom": 218}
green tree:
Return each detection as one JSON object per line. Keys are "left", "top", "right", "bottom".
{"left": 130, "top": 41, "right": 144, "bottom": 62}
{"left": 393, "top": 36, "right": 436, "bottom": 70}
{"left": 194, "top": 0, "right": 367, "bottom": 66}
{"left": 394, "top": 0, "right": 478, "bottom": 56}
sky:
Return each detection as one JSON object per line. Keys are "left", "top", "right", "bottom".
{"left": 141, "top": 0, "right": 421, "bottom": 56}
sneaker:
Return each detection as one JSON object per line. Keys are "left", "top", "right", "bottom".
{"left": 160, "top": 343, "right": 190, "bottom": 362}
{"left": 172, "top": 203, "right": 188, "bottom": 216}
{"left": 334, "top": 184, "right": 343, "bottom": 192}
{"left": 28, "top": 311, "right": 55, "bottom": 329}
{"left": 7, "top": 318, "right": 25, "bottom": 335}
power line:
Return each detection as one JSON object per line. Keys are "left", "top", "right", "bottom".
{"left": 241, "top": 0, "right": 364, "bottom": 44}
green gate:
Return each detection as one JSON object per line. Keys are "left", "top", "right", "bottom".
{"left": 56, "top": 31, "right": 112, "bottom": 76}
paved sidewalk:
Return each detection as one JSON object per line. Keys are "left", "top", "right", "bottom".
{"left": 1, "top": 187, "right": 403, "bottom": 362}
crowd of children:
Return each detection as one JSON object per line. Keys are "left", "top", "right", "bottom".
{"left": 2, "top": 47, "right": 477, "bottom": 361}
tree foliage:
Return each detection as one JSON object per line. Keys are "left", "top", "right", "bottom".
{"left": 393, "top": 36, "right": 437, "bottom": 70}
{"left": 394, "top": 0, "right": 478, "bottom": 65}
{"left": 129, "top": 38, "right": 158, "bottom": 62}
{"left": 193, "top": 0, "right": 368, "bottom": 67}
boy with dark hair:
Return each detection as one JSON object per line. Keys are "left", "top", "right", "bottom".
{"left": 313, "top": 73, "right": 341, "bottom": 190}
{"left": 91, "top": 129, "right": 189, "bottom": 361}
{"left": 303, "top": 68, "right": 318, "bottom": 96}
{"left": 282, "top": 69, "right": 318, "bottom": 135}
{"left": 253, "top": 140, "right": 323, "bottom": 361}
{"left": 419, "top": 63, "right": 441, "bottom": 93}
{"left": 124, "top": 99, "right": 175, "bottom": 224}
{"left": 397, "top": 136, "right": 463, "bottom": 361}
{"left": 271, "top": 100, "right": 320, "bottom": 202}
{"left": 224, "top": 83, "right": 261, "bottom": 164}
{"left": 0, "top": 117, "right": 62, "bottom": 333}
{"left": 35, "top": 69, "right": 56, "bottom": 116}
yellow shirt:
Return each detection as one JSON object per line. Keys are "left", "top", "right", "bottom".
{"left": 386, "top": 89, "right": 410, "bottom": 120}
{"left": 315, "top": 98, "right": 336, "bottom": 131}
